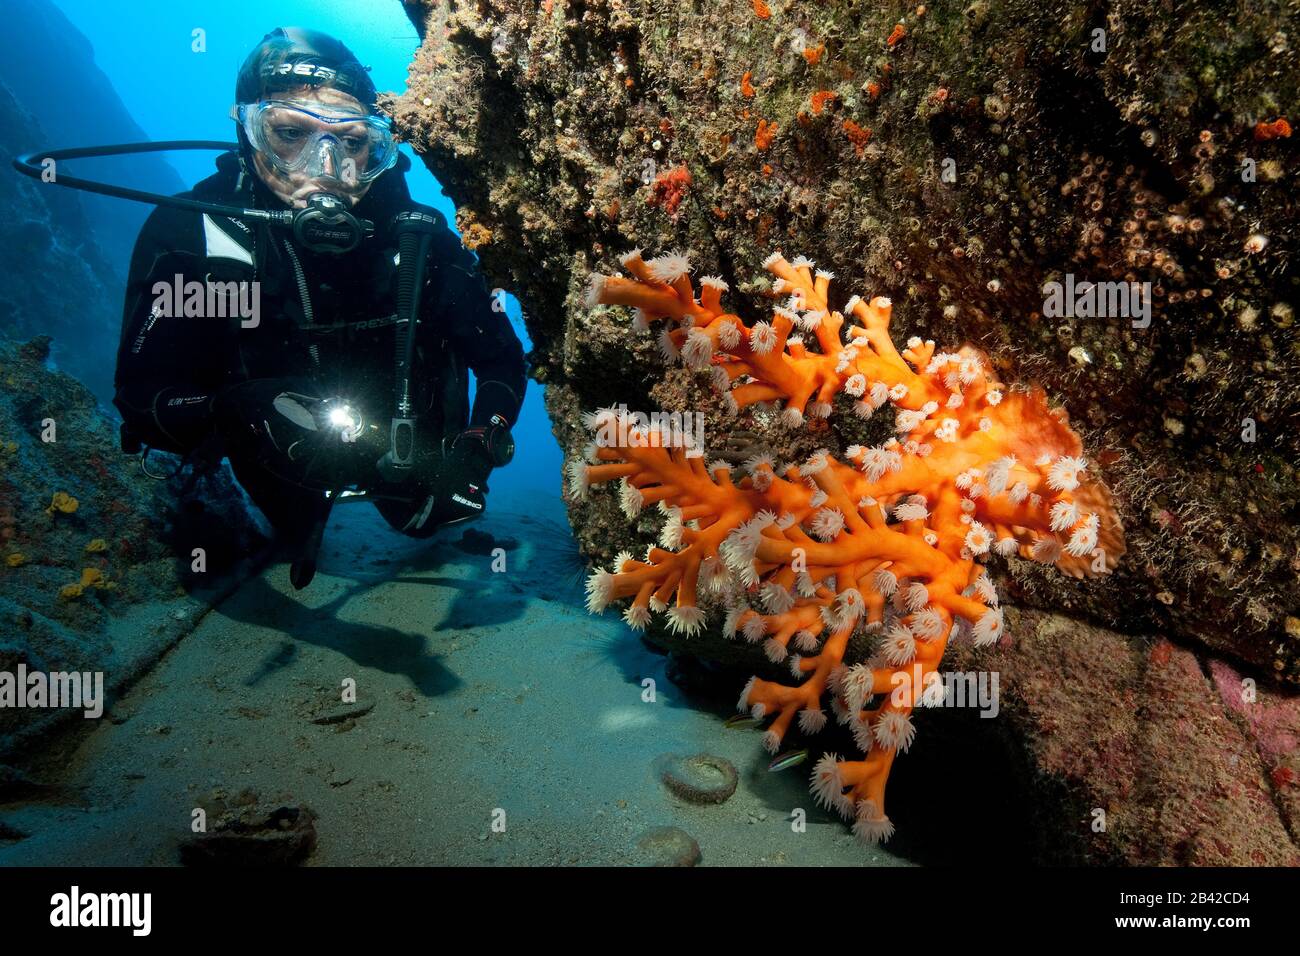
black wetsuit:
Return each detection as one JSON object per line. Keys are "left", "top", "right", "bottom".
{"left": 114, "top": 151, "right": 526, "bottom": 542}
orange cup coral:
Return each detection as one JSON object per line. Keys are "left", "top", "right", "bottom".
{"left": 575, "top": 249, "right": 1125, "bottom": 843}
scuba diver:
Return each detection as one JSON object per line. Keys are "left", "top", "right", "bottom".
{"left": 85, "top": 28, "right": 524, "bottom": 587}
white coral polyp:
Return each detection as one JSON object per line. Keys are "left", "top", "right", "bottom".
{"left": 1049, "top": 500, "right": 1081, "bottom": 532}
{"left": 760, "top": 582, "right": 796, "bottom": 614}
{"left": 873, "top": 710, "right": 917, "bottom": 752}
{"left": 645, "top": 251, "right": 692, "bottom": 284}
{"left": 565, "top": 459, "right": 590, "bottom": 500}
{"left": 895, "top": 408, "right": 927, "bottom": 434}
{"left": 852, "top": 800, "right": 896, "bottom": 844}
{"left": 810, "top": 507, "right": 846, "bottom": 541}
{"left": 619, "top": 479, "right": 644, "bottom": 518}
{"left": 659, "top": 507, "right": 685, "bottom": 549}
{"left": 798, "top": 708, "right": 828, "bottom": 734}
{"left": 839, "top": 663, "right": 873, "bottom": 714}
{"left": 793, "top": 629, "right": 819, "bottom": 652}
{"left": 736, "top": 676, "right": 756, "bottom": 713}
{"left": 680, "top": 328, "right": 714, "bottom": 369}
{"left": 909, "top": 607, "right": 945, "bottom": 639}
{"left": 972, "top": 606, "right": 1004, "bottom": 647}
{"left": 893, "top": 500, "right": 929, "bottom": 522}
{"left": 1066, "top": 513, "right": 1100, "bottom": 557}
{"left": 881, "top": 623, "right": 917, "bottom": 665}
{"left": 723, "top": 603, "right": 749, "bottom": 637}
{"left": 666, "top": 605, "right": 704, "bottom": 636}
{"left": 584, "top": 569, "right": 614, "bottom": 613}
{"left": 1031, "top": 536, "right": 1063, "bottom": 564}
{"left": 964, "top": 522, "right": 992, "bottom": 555}
{"left": 1047, "top": 455, "right": 1086, "bottom": 492}
{"left": 810, "top": 753, "right": 853, "bottom": 818}
{"left": 834, "top": 588, "right": 865, "bottom": 625}
{"left": 860, "top": 446, "right": 902, "bottom": 481}
{"left": 873, "top": 568, "right": 899, "bottom": 597}
{"left": 905, "top": 582, "right": 929, "bottom": 612}
{"left": 717, "top": 321, "right": 741, "bottom": 350}
{"left": 985, "top": 456, "right": 1016, "bottom": 495}
{"left": 971, "top": 571, "right": 999, "bottom": 605}
{"left": 749, "top": 321, "right": 777, "bottom": 354}
{"left": 741, "top": 614, "right": 767, "bottom": 644}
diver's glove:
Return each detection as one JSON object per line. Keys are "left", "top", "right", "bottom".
{"left": 418, "top": 422, "right": 515, "bottom": 524}
{"left": 211, "top": 380, "right": 385, "bottom": 488}
{"left": 452, "top": 422, "right": 515, "bottom": 479}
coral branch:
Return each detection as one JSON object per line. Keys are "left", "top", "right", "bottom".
{"left": 575, "top": 249, "right": 1125, "bottom": 844}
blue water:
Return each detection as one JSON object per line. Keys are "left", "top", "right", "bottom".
{"left": 49, "top": 0, "right": 562, "bottom": 504}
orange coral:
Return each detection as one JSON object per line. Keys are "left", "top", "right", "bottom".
{"left": 802, "top": 44, "right": 826, "bottom": 65}
{"left": 751, "top": 0, "right": 771, "bottom": 19}
{"left": 842, "top": 119, "right": 872, "bottom": 152}
{"left": 740, "top": 71, "right": 755, "bottom": 98}
{"left": 577, "top": 249, "right": 1125, "bottom": 843}
{"left": 647, "top": 165, "right": 693, "bottom": 217}
{"left": 886, "top": 23, "right": 907, "bottom": 47}
{"left": 755, "top": 118, "right": 778, "bottom": 150}
{"left": 810, "top": 90, "right": 837, "bottom": 114}
{"left": 1253, "top": 118, "right": 1292, "bottom": 141}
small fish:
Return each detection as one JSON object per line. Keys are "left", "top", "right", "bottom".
{"left": 768, "top": 749, "right": 809, "bottom": 772}
{"left": 725, "top": 713, "right": 760, "bottom": 730}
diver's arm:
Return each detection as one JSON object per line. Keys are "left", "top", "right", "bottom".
{"left": 114, "top": 207, "right": 237, "bottom": 454}
{"left": 421, "top": 214, "right": 527, "bottom": 429}
{"left": 396, "top": 214, "right": 524, "bottom": 522}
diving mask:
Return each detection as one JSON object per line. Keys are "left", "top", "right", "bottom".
{"left": 237, "top": 99, "right": 398, "bottom": 186}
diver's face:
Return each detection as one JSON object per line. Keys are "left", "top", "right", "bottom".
{"left": 246, "top": 87, "right": 374, "bottom": 209}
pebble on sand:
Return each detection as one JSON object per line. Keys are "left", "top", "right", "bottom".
{"left": 634, "top": 826, "right": 702, "bottom": 867}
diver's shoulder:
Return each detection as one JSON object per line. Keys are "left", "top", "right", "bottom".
{"left": 401, "top": 201, "right": 451, "bottom": 229}
{"left": 156, "top": 151, "right": 242, "bottom": 205}
{"left": 135, "top": 199, "right": 201, "bottom": 245}
{"left": 136, "top": 154, "right": 243, "bottom": 238}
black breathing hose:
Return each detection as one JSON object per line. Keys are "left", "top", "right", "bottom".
{"left": 12, "top": 142, "right": 290, "bottom": 225}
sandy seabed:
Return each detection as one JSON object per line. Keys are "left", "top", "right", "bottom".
{"left": 0, "top": 491, "right": 892, "bottom": 867}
